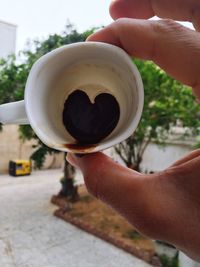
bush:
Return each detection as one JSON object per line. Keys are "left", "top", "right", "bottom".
{"left": 159, "top": 253, "right": 179, "bottom": 267}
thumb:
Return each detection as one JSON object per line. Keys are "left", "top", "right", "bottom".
{"left": 67, "top": 152, "right": 141, "bottom": 200}
{"left": 67, "top": 152, "right": 159, "bottom": 235}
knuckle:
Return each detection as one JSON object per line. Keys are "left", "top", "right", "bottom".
{"left": 150, "top": 19, "right": 184, "bottom": 35}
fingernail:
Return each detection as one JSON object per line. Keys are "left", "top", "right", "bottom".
{"left": 66, "top": 153, "right": 79, "bottom": 167}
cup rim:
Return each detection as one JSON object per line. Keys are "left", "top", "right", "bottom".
{"left": 25, "top": 42, "right": 144, "bottom": 153}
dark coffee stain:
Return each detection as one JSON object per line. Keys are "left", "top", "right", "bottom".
{"left": 63, "top": 89, "right": 120, "bottom": 145}
{"left": 63, "top": 143, "right": 96, "bottom": 151}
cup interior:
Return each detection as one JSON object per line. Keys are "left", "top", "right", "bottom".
{"left": 25, "top": 42, "right": 143, "bottom": 153}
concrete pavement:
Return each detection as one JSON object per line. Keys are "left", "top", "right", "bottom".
{"left": 0, "top": 169, "right": 153, "bottom": 267}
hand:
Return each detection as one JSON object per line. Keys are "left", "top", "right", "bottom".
{"left": 67, "top": 150, "right": 200, "bottom": 261}
{"left": 67, "top": 0, "right": 200, "bottom": 261}
{"left": 88, "top": 0, "right": 200, "bottom": 100}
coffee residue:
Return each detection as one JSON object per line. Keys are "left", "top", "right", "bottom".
{"left": 63, "top": 143, "right": 96, "bottom": 153}
{"left": 63, "top": 89, "right": 120, "bottom": 145}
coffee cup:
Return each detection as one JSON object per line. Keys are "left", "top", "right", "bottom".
{"left": 0, "top": 42, "right": 144, "bottom": 154}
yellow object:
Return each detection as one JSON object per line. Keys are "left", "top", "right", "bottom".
{"left": 9, "top": 160, "right": 31, "bottom": 176}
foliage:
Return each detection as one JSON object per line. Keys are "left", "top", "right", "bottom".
{"left": 159, "top": 253, "right": 179, "bottom": 267}
{"left": 0, "top": 23, "right": 95, "bottom": 168}
{"left": 115, "top": 59, "right": 200, "bottom": 171}
{"left": 195, "top": 136, "right": 200, "bottom": 148}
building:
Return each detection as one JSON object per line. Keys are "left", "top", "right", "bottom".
{"left": 0, "top": 20, "right": 17, "bottom": 59}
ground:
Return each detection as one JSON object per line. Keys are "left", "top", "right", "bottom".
{"left": 0, "top": 169, "right": 153, "bottom": 267}
{"left": 53, "top": 186, "right": 155, "bottom": 253}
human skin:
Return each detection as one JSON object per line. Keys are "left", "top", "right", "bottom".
{"left": 67, "top": 0, "right": 200, "bottom": 261}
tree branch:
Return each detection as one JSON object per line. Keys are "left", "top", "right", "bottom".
{"left": 115, "top": 146, "right": 128, "bottom": 165}
{"left": 139, "top": 137, "right": 151, "bottom": 160}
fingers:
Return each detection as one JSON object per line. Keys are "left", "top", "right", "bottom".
{"left": 67, "top": 151, "right": 200, "bottom": 253}
{"left": 170, "top": 149, "right": 200, "bottom": 168}
{"left": 110, "top": 0, "right": 154, "bottom": 20}
{"left": 109, "top": 0, "right": 200, "bottom": 31}
{"left": 67, "top": 152, "right": 195, "bottom": 242}
{"left": 67, "top": 152, "right": 158, "bottom": 233}
{"left": 87, "top": 19, "right": 200, "bottom": 99}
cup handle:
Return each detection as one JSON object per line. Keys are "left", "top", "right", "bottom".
{"left": 0, "top": 100, "right": 29, "bottom": 125}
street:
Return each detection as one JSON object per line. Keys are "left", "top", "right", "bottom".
{"left": 0, "top": 169, "right": 152, "bottom": 267}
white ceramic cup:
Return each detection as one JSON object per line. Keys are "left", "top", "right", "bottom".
{"left": 0, "top": 42, "right": 144, "bottom": 153}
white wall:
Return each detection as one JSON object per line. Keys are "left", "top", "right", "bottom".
{"left": 179, "top": 252, "right": 200, "bottom": 267}
{"left": 0, "top": 20, "right": 17, "bottom": 58}
{"left": 141, "top": 142, "right": 192, "bottom": 172}
{"left": 107, "top": 141, "right": 193, "bottom": 173}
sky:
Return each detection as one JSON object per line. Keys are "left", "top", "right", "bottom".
{"left": 0, "top": 0, "right": 112, "bottom": 52}
{"left": 0, "top": 0, "right": 193, "bottom": 53}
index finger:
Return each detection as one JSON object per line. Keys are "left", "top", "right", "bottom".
{"left": 87, "top": 19, "right": 200, "bottom": 99}
{"left": 110, "top": 0, "right": 200, "bottom": 30}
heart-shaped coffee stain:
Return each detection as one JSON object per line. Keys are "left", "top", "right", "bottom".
{"left": 63, "top": 90, "right": 120, "bottom": 145}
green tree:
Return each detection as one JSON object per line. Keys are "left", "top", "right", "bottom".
{"left": 0, "top": 23, "right": 94, "bottom": 197}
{"left": 114, "top": 59, "right": 200, "bottom": 171}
